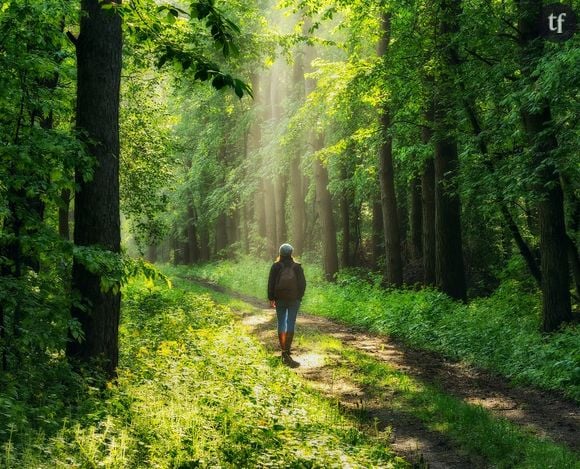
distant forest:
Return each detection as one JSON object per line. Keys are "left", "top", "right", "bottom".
{"left": 0, "top": 0, "right": 578, "bottom": 378}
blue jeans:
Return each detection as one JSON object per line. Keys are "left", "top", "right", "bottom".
{"left": 276, "top": 300, "right": 300, "bottom": 333}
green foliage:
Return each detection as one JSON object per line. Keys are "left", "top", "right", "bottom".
{"left": 180, "top": 258, "right": 580, "bottom": 402}
{"left": 1, "top": 277, "right": 406, "bottom": 468}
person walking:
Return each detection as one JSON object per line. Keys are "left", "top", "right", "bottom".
{"left": 268, "top": 243, "right": 306, "bottom": 366}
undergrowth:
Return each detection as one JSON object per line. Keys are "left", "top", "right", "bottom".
{"left": 1, "top": 277, "right": 406, "bottom": 468}
{"left": 168, "top": 257, "right": 580, "bottom": 402}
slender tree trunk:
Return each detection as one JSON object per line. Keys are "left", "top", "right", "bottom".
{"left": 518, "top": 0, "right": 572, "bottom": 331}
{"left": 313, "top": 139, "right": 339, "bottom": 281}
{"left": 147, "top": 245, "right": 157, "bottom": 263}
{"left": 58, "top": 189, "right": 71, "bottom": 240}
{"left": 290, "top": 45, "right": 306, "bottom": 256}
{"left": 422, "top": 156, "right": 436, "bottom": 285}
{"left": 186, "top": 202, "right": 199, "bottom": 263}
{"left": 340, "top": 162, "right": 354, "bottom": 267}
{"left": 371, "top": 198, "right": 384, "bottom": 269}
{"left": 215, "top": 213, "right": 228, "bottom": 255}
{"left": 290, "top": 159, "right": 305, "bottom": 256}
{"left": 377, "top": 12, "right": 402, "bottom": 286}
{"left": 68, "top": 0, "right": 122, "bottom": 377}
{"left": 274, "top": 175, "right": 287, "bottom": 246}
{"left": 199, "top": 226, "right": 210, "bottom": 261}
{"left": 409, "top": 176, "right": 422, "bottom": 260}
{"left": 264, "top": 180, "right": 277, "bottom": 258}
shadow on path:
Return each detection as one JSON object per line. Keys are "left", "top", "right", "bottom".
{"left": 187, "top": 277, "right": 579, "bottom": 459}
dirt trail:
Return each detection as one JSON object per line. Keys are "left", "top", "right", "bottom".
{"left": 187, "top": 278, "right": 579, "bottom": 466}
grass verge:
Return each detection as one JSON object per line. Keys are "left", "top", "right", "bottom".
{"left": 169, "top": 276, "right": 580, "bottom": 468}
{"left": 2, "top": 276, "right": 406, "bottom": 468}
{"left": 163, "top": 258, "right": 580, "bottom": 402}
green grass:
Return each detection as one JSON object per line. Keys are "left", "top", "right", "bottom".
{"left": 163, "top": 258, "right": 580, "bottom": 402}
{"left": 166, "top": 274, "right": 580, "bottom": 469}
{"left": 1, "top": 276, "right": 407, "bottom": 468}
{"left": 332, "top": 347, "right": 579, "bottom": 468}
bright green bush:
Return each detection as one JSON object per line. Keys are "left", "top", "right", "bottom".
{"left": 175, "top": 258, "right": 580, "bottom": 402}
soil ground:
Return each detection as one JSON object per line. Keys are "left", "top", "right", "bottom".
{"left": 187, "top": 278, "right": 579, "bottom": 468}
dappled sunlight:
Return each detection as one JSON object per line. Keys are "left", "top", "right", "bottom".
{"left": 241, "top": 310, "right": 273, "bottom": 327}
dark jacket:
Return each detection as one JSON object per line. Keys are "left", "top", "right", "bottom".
{"left": 267, "top": 257, "right": 306, "bottom": 301}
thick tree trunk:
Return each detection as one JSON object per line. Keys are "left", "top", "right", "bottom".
{"left": 434, "top": 136, "right": 466, "bottom": 300}
{"left": 432, "top": 0, "right": 466, "bottom": 301}
{"left": 409, "top": 176, "right": 422, "bottom": 260}
{"left": 68, "top": 0, "right": 122, "bottom": 377}
{"left": 518, "top": 0, "right": 572, "bottom": 331}
{"left": 377, "top": 12, "right": 403, "bottom": 286}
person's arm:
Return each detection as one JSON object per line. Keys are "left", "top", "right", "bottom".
{"left": 267, "top": 263, "right": 278, "bottom": 303}
{"left": 296, "top": 264, "right": 306, "bottom": 300}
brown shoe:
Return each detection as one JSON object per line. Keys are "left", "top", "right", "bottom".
{"left": 282, "top": 351, "right": 299, "bottom": 368}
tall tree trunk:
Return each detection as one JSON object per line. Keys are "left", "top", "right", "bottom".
{"left": 409, "top": 175, "right": 422, "bottom": 260}
{"left": 68, "top": 0, "right": 122, "bottom": 377}
{"left": 340, "top": 162, "right": 354, "bottom": 267}
{"left": 274, "top": 175, "right": 287, "bottom": 246}
{"left": 421, "top": 155, "right": 436, "bottom": 285}
{"left": 371, "top": 198, "right": 384, "bottom": 269}
{"left": 186, "top": 202, "right": 199, "bottom": 263}
{"left": 290, "top": 159, "right": 305, "bottom": 256}
{"left": 199, "top": 226, "right": 210, "bottom": 262}
{"left": 518, "top": 0, "right": 572, "bottom": 331}
{"left": 264, "top": 180, "right": 277, "bottom": 258}
{"left": 147, "top": 244, "right": 157, "bottom": 263}
{"left": 215, "top": 213, "right": 228, "bottom": 255}
{"left": 290, "top": 44, "right": 306, "bottom": 256}
{"left": 313, "top": 137, "right": 339, "bottom": 281}
{"left": 58, "top": 188, "right": 71, "bottom": 240}
{"left": 377, "top": 12, "right": 403, "bottom": 286}
{"left": 433, "top": 0, "right": 466, "bottom": 301}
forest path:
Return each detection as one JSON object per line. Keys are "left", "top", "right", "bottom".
{"left": 182, "top": 277, "right": 579, "bottom": 466}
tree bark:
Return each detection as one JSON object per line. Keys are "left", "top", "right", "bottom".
{"left": 377, "top": 12, "right": 403, "bottom": 286}
{"left": 518, "top": 0, "right": 572, "bottom": 331}
{"left": 421, "top": 155, "right": 436, "bottom": 286}
{"left": 340, "top": 163, "right": 353, "bottom": 267}
{"left": 264, "top": 180, "right": 277, "bottom": 258}
{"left": 371, "top": 198, "right": 384, "bottom": 269}
{"left": 433, "top": 0, "right": 467, "bottom": 300}
{"left": 186, "top": 202, "right": 199, "bottom": 263}
{"left": 274, "top": 175, "right": 287, "bottom": 246}
{"left": 67, "top": 0, "right": 122, "bottom": 377}
{"left": 314, "top": 145, "right": 339, "bottom": 281}
{"left": 215, "top": 213, "right": 228, "bottom": 255}
{"left": 409, "top": 176, "right": 422, "bottom": 260}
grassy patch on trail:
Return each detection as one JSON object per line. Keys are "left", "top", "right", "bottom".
{"left": 2, "top": 277, "right": 406, "bottom": 468}
{"left": 296, "top": 331, "right": 580, "bottom": 469}
{"left": 164, "top": 258, "right": 580, "bottom": 402}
